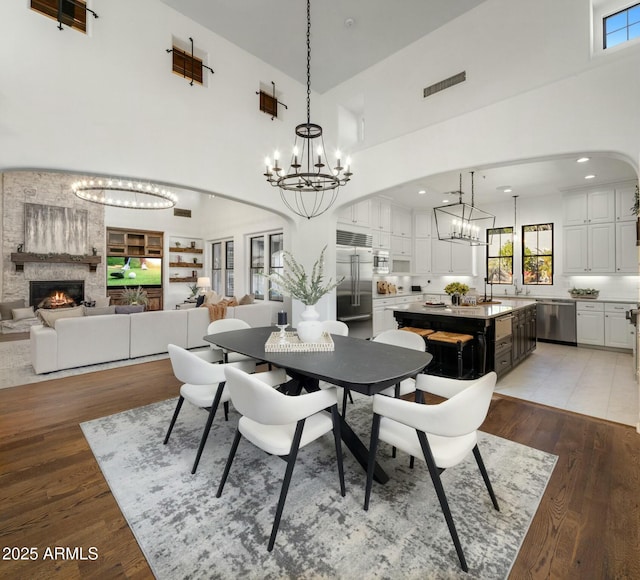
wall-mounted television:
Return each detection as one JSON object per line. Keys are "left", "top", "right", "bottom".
{"left": 107, "top": 257, "right": 162, "bottom": 287}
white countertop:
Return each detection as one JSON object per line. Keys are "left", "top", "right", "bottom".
{"left": 391, "top": 299, "right": 538, "bottom": 320}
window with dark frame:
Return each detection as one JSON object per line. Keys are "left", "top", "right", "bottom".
{"left": 250, "top": 236, "right": 265, "bottom": 300}
{"left": 31, "top": 0, "right": 88, "bottom": 33}
{"left": 170, "top": 46, "right": 204, "bottom": 85}
{"left": 522, "top": 223, "right": 554, "bottom": 285}
{"left": 604, "top": 3, "right": 640, "bottom": 48}
{"left": 268, "top": 233, "right": 284, "bottom": 302}
{"left": 211, "top": 240, "right": 234, "bottom": 296}
{"left": 486, "top": 227, "right": 514, "bottom": 284}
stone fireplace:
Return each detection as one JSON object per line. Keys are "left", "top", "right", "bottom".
{"left": 29, "top": 280, "right": 85, "bottom": 309}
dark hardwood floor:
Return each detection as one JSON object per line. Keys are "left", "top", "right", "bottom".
{"left": 0, "top": 361, "right": 638, "bottom": 579}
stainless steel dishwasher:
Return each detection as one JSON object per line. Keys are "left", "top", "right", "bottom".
{"left": 536, "top": 299, "right": 577, "bottom": 345}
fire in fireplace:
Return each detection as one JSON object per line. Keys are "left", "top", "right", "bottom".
{"left": 29, "top": 280, "right": 85, "bottom": 309}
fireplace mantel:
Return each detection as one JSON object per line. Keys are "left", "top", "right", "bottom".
{"left": 11, "top": 253, "right": 101, "bottom": 272}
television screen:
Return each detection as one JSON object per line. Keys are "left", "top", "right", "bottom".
{"left": 107, "top": 257, "right": 162, "bottom": 287}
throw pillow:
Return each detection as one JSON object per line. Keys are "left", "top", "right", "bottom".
{"left": 238, "top": 293, "right": 255, "bottom": 305}
{"left": 0, "top": 299, "right": 25, "bottom": 320}
{"left": 37, "top": 305, "right": 85, "bottom": 328}
{"left": 12, "top": 306, "right": 36, "bottom": 321}
{"left": 114, "top": 305, "right": 145, "bottom": 314}
{"left": 226, "top": 297, "right": 239, "bottom": 307}
{"left": 204, "top": 291, "right": 222, "bottom": 305}
{"left": 84, "top": 305, "right": 117, "bottom": 316}
{"left": 196, "top": 294, "right": 205, "bottom": 307}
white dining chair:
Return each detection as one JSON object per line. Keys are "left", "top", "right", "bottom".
{"left": 372, "top": 329, "right": 426, "bottom": 397}
{"left": 206, "top": 318, "right": 255, "bottom": 363}
{"left": 164, "top": 344, "right": 286, "bottom": 474}
{"left": 364, "top": 371, "right": 500, "bottom": 572}
{"left": 216, "top": 366, "right": 345, "bottom": 552}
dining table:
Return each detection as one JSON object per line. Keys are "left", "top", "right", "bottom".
{"left": 204, "top": 326, "right": 433, "bottom": 483}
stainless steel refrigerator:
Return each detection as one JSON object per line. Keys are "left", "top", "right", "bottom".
{"left": 336, "top": 230, "right": 373, "bottom": 339}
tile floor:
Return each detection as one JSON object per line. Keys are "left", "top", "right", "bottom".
{"left": 495, "top": 341, "right": 639, "bottom": 427}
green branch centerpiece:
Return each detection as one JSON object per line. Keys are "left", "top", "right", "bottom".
{"left": 263, "top": 245, "right": 343, "bottom": 342}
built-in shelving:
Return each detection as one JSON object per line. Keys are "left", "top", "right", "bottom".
{"left": 168, "top": 236, "right": 204, "bottom": 283}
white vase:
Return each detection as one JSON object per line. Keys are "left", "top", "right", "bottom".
{"left": 297, "top": 304, "right": 323, "bottom": 343}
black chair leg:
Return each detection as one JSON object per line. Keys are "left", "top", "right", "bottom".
{"left": 417, "top": 430, "right": 468, "bottom": 572}
{"left": 223, "top": 401, "right": 229, "bottom": 421}
{"left": 216, "top": 429, "right": 242, "bottom": 497}
{"left": 473, "top": 445, "right": 500, "bottom": 511}
{"left": 341, "top": 388, "right": 349, "bottom": 418}
{"left": 331, "top": 405, "right": 346, "bottom": 496}
{"left": 364, "top": 413, "right": 381, "bottom": 511}
{"left": 268, "top": 419, "right": 305, "bottom": 552}
{"left": 191, "top": 381, "right": 225, "bottom": 474}
{"left": 163, "top": 396, "right": 184, "bottom": 444}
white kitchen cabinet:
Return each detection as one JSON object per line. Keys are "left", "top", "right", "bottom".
{"left": 615, "top": 221, "right": 637, "bottom": 273}
{"left": 576, "top": 302, "right": 604, "bottom": 346}
{"left": 563, "top": 189, "right": 615, "bottom": 226}
{"left": 615, "top": 185, "right": 637, "bottom": 222}
{"left": 563, "top": 223, "right": 615, "bottom": 273}
{"left": 337, "top": 199, "right": 371, "bottom": 227}
{"left": 391, "top": 234, "right": 412, "bottom": 257}
{"left": 431, "top": 236, "right": 473, "bottom": 274}
{"left": 604, "top": 303, "right": 636, "bottom": 349}
{"left": 414, "top": 238, "right": 431, "bottom": 273}
{"left": 372, "top": 229, "right": 391, "bottom": 250}
{"left": 373, "top": 295, "right": 423, "bottom": 336}
{"left": 391, "top": 206, "right": 412, "bottom": 237}
{"left": 414, "top": 211, "right": 432, "bottom": 238}
{"left": 371, "top": 198, "right": 391, "bottom": 232}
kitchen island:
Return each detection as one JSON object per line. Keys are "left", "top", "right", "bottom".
{"left": 392, "top": 299, "right": 537, "bottom": 378}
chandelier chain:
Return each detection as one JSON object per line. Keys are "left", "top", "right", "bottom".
{"left": 306, "top": 0, "right": 311, "bottom": 126}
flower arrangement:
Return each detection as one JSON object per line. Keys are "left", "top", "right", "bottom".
{"left": 262, "top": 245, "right": 344, "bottom": 306}
{"left": 121, "top": 286, "right": 149, "bottom": 306}
{"left": 444, "top": 282, "right": 470, "bottom": 296}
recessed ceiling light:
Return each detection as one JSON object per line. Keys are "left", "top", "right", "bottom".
{"left": 496, "top": 185, "right": 512, "bottom": 193}
{"left": 442, "top": 199, "right": 449, "bottom": 203}
{"left": 577, "top": 157, "right": 590, "bottom": 163}
{"left": 503, "top": 188, "right": 512, "bottom": 193}
{"left": 585, "top": 174, "right": 596, "bottom": 179}
{"left": 418, "top": 189, "right": 426, "bottom": 195}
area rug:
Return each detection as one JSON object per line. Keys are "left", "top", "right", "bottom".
{"left": 81, "top": 397, "right": 557, "bottom": 579}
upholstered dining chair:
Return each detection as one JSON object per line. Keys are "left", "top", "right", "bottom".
{"left": 164, "top": 344, "right": 286, "bottom": 474}
{"left": 319, "top": 320, "right": 353, "bottom": 414}
{"left": 363, "top": 371, "right": 500, "bottom": 572}
{"left": 372, "top": 329, "right": 426, "bottom": 397}
{"left": 216, "top": 366, "right": 345, "bottom": 552}
{"left": 206, "top": 318, "right": 255, "bottom": 363}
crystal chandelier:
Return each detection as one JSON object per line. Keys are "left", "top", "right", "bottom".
{"left": 72, "top": 178, "right": 178, "bottom": 209}
{"left": 433, "top": 171, "right": 495, "bottom": 245}
{"left": 264, "top": 0, "right": 352, "bottom": 219}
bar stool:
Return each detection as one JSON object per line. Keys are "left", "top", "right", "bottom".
{"left": 426, "top": 331, "right": 475, "bottom": 379}
{"left": 400, "top": 326, "right": 435, "bottom": 349}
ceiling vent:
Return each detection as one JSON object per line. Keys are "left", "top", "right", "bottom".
{"left": 423, "top": 71, "right": 466, "bottom": 98}
{"left": 173, "top": 208, "right": 192, "bottom": 218}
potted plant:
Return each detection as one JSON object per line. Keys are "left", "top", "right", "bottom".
{"left": 631, "top": 183, "right": 640, "bottom": 246}
{"left": 121, "top": 286, "right": 149, "bottom": 308}
{"left": 444, "top": 282, "right": 470, "bottom": 306}
{"left": 263, "top": 245, "right": 343, "bottom": 342}
{"left": 187, "top": 282, "right": 199, "bottom": 300}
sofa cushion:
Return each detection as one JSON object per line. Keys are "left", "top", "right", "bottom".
{"left": 94, "top": 296, "right": 111, "bottom": 308}
{"left": 228, "top": 303, "right": 275, "bottom": 327}
{"left": 12, "top": 306, "right": 36, "bottom": 321}
{"left": 56, "top": 314, "right": 131, "bottom": 370}
{"left": 204, "top": 290, "right": 223, "bottom": 304}
{"left": 129, "top": 310, "right": 188, "bottom": 357}
{"left": 38, "top": 305, "right": 85, "bottom": 328}
{"left": 115, "top": 304, "right": 145, "bottom": 314}
{"left": 187, "top": 307, "right": 211, "bottom": 348}
{"left": 0, "top": 299, "right": 25, "bottom": 320}
{"left": 84, "top": 305, "right": 117, "bottom": 316}
{"left": 239, "top": 293, "right": 255, "bottom": 305}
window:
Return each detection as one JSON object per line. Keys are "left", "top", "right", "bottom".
{"left": 31, "top": 0, "right": 89, "bottom": 33}
{"left": 604, "top": 3, "right": 640, "bottom": 48}
{"left": 211, "top": 240, "right": 234, "bottom": 296}
{"left": 249, "top": 236, "right": 265, "bottom": 300}
{"left": 268, "top": 233, "right": 284, "bottom": 302}
{"left": 486, "top": 227, "right": 513, "bottom": 284}
{"left": 170, "top": 46, "right": 205, "bottom": 85}
{"left": 522, "top": 224, "right": 553, "bottom": 285}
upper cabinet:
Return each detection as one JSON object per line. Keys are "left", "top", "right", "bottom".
{"left": 391, "top": 206, "right": 412, "bottom": 237}
{"left": 563, "top": 189, "right": 615, "bottom": 225}
{"left": 414, "top": 211, "right": 432, "bottom": 238}
{"left": 615, "top": 185, "right": 637, "bottom": 222}
{"left": 371, "top": 198, "right": 391, "bottom": 232}
{"left": 337, "top": 199, "right": 371, "bottom": 227}
{"left": 107, "top": 228, "right": 163, "bottom": 257}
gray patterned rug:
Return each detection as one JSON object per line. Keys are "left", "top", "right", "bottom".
{"left": 81, "top": 396, "right": 557, "bottom": 579}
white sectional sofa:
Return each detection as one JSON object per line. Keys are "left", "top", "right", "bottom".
{"left": 31, "top": 302, "right": 276, "bottom": 374}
